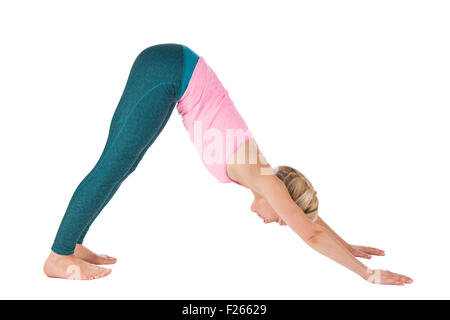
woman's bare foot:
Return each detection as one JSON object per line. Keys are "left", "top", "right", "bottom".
{"left": 44, "top": 251, "right": 112, "bottom": 280}
{"left": 74, "top": 244, "right": 117, "bottom": 265}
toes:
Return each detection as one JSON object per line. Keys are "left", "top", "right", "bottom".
{"left": 86, "top": 268, "right": 111, "bottom": 280}
{"left": 97, "top": 268, "right": 112, "bottom": 279}
{"left": 104, "top": 255, "right": 117, "bottom": 261}
{"left": 98, "top": 255, "right": 117, "bottom": 264}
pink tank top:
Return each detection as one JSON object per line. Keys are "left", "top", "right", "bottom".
{"left": 176, "top": 56, "right": 254, "bottom": 183}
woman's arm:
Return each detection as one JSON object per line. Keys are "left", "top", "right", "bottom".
{"left": 254, "top": 175, "right": 412, "bottom": 284}
{"left": 227, "top": 140, "right": 412, "bottom": 285}
{"left": 254, "top": 174, "right": 370, "bottom": 280}
{"left": 315, "top": 216, "right": 354, "bottom": 252}
{"left": 315, "top": 217, "right": 385, "bottom": 259}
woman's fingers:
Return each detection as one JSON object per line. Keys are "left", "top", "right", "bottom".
{"left": 367, "top": 270, "right": 414, "bottom": 285}
{"left": 363, "top": 247, "right": 385, "bottom": 256}
{"left": 353, "top": 245, "right": 385, "bottom": 256}
{"left": 355, "top": 250, "right": 372, "bottom": 259}
{"left": 386, "top": 272, "right": 413, "bottom": 285}
{"left": 392, "top": 272, "right": 414, "bottom": 284}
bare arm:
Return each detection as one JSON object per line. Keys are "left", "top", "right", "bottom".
{"left": 316, "top": 216, "right": 386, "bottom": 259}
{"left": 315, "top": 216, "right": 353, "bottom": 251}
{"left": 227, "top": 140, "right": 413, "bottom": 285}
{"left": 254, "top": 174, "right": 369, "bottom": 280}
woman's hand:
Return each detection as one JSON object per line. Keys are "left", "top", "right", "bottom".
{"left": 349, "top": 245, "right": 385, "bottom": 259}
{"left": 364, "top": 269, "right": 413, "bottom": 285}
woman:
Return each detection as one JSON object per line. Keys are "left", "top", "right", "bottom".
{"left": 44, "top": 43, "right": 413, "bottom": 285}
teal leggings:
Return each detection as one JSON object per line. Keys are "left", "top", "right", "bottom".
{"left": 51, "top": 43, "right": 199, "bottom": 255}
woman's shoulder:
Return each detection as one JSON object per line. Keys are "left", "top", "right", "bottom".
{"left": 226, "top": 139, "right": 277, "bottom": 189}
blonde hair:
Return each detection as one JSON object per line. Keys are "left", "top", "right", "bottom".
{"left": 275, "top": 165, "right": 319, "bottom": 222}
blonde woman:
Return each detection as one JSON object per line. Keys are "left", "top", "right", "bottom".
{"left": 44, "top": 43, "right": 413, "bottom": 285}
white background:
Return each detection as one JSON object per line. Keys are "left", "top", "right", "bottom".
{"left": 0, "top": 0, "right": 449, "bottom": 299}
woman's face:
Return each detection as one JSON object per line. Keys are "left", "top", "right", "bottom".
{"left": 250, "top": 195, "right": 287, "bottom": 226}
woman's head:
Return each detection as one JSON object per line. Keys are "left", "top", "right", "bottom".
{"left": 250, "top": 165, "right": 319, "bottom": 225}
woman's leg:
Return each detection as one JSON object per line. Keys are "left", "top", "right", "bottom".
{"left": 51, "top": 43, "right": 185, "bottom": 256}
{"left": 51, "top": 82, "right": 179, "bottom": 255}
{"left": 76, "top": 100, "right": 174, "bottom": 245}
